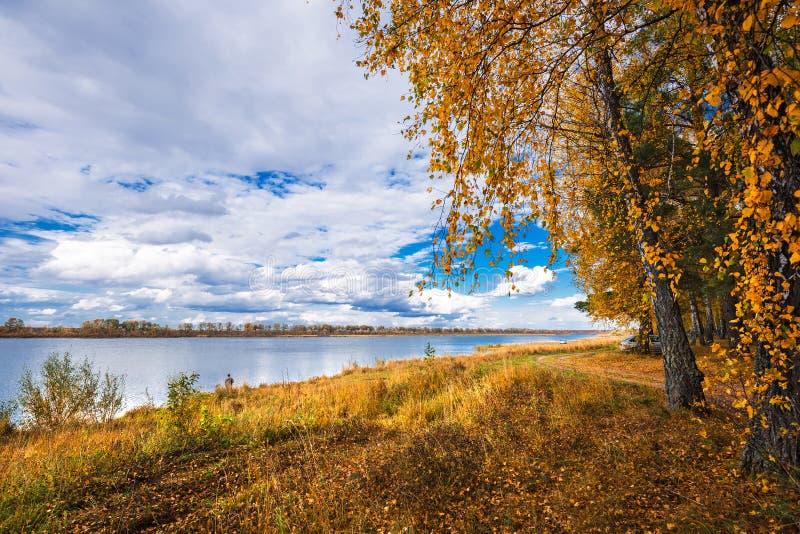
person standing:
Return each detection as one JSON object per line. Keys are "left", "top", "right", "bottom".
{"left": 224, "top": 373, "right": 234, "bottom": 393}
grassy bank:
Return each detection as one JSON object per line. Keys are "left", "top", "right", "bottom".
{"left": 1, "top": 337, "right": 798, "bottom": 532}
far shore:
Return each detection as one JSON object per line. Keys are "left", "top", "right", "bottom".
{"left": 0, "top": 330, "right": 606, "bottom": 340}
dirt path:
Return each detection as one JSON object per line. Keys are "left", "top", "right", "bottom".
{"left": 532, "top": 349, "right": 745, "bottom": 413}
{"left": 533, "top": 352, "right": 665, "bottom": 390}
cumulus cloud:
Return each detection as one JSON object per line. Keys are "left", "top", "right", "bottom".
{"left": 35, "top": 238, "right": 250, "bottom": 285}
{"left": 72, "top": 295, "right": 125, "bottom": 312}
{"left": 250, "top": 258, "right": 486, "bottom": 321}
{"left": 549, "top": 293, "right": 586, "bottom": 307}
{"left": 493, "top": 265, "right": 555, "bottom": 296}
{"left": 0, "top": 284, "right": 71, "bottom": 304}
{"left": 124, "top": 287, "right": 174, "bottom": 304}
{"left": 407, "top": 289, "right": 486, "bottom": 319}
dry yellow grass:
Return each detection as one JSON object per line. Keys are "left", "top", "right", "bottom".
{"left": 475, "top": 334, "right": 623, "bottom": 357}
{"left": 1, "top": 337, "right": 797, "bottom": 532}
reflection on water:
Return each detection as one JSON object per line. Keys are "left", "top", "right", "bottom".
{"left": 0, "top": 334, "right": 592, "bottom": 408}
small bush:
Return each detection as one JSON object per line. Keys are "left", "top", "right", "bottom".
{"left": 199, "top": 405, "right": 234, "bottom": 441}
{"left": 165, "top": 371, "right": 201, "bottom": 432}
{"left": 94, "top": 371, "right": 125, "bottom": 423}
{"left": 17, "top": 352, "right": 125, "bottom": 429}
{"left": 164, "top": 372, "right": 235, "bottom": 442}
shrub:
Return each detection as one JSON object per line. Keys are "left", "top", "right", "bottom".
{"left": 17, "top": 352, "right": 125, "bottom": 429}
{"left": 164, "top": 371, "right": 201, "bottom": 432}
{"left": 94, "top": 372, "right": 125, "bottom": 423}
{"left": 164, "top": 372, "right": 235, "bottom": 441}
{"left": 198, "top": 405, "right": 234, "bottom": 441}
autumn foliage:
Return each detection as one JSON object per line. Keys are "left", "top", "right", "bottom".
{"left": 342, "top": 0, "right": 800, "bottom": 474}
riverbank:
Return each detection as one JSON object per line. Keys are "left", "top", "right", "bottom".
{"left": 0, "top": 333, "right": 598, "bottom": 408}
{"left": 1, "top": 337, "right": 797, "bottom": 531}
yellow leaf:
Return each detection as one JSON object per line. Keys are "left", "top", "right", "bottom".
{"left": 742, "top": 14, "right": 754, "bottom": 31}
{"left": 705, "top": 92, "right": 722, "bottom": 107}
{"left": 781, "top": 15, "right": 799, "bottom": 28}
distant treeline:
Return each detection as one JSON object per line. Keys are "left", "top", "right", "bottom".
{"left": 0, "top": 317, "right": 599, "bottom": 338}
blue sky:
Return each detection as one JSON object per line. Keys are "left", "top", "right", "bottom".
{"left": 0, "top": 1, "right": 591, "bottom": 329}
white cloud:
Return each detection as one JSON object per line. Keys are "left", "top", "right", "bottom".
{"left": 250, "top": 258, "right": 485, "bottom": 321}
{"left": 72, "top": 296, "right": 124, "bottom": 311}
{"left": 511, "top": 241, "right": 549, "bottom": 253}
{"left": 408, "top": 289, "right": 486, "bottom": 318}
{"left": 0, "top": 284, "right": 70, "bottom": 303}
{"left": 35, "top": 237, "right": 251, "bottom": 285}
{"left": 493, "top": 265, "right": 555, "bottom": 296}
{"left": 125, "top": 287, "right": 174, "bottom": 304}
{"left": 549, "top": 293, "right": 586, "bottom": 307}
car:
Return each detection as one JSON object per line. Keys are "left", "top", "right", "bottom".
{"left": 619, "top": 335, "right": 638, "bottom": 351}
{"left": 620, "top": 334, "right": 662, "bottom": 353}
{"left": 648, "top": 334, "right": 662, "bottom": 353}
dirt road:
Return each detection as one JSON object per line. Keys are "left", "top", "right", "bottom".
{"left": 532, "top": 351, "right": 665, "bottom": 390}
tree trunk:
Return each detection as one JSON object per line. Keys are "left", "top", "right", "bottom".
{"left": 594, "top": 45, "right": 705, "bottom": 410}
{"left": 739, "top": 129, "right": 800, "bottom": 473}
{"left": 720, "top": 289, "right": 738, "bottom": 344}
{"left": 650, "top": 278, "right": 706, "bottom": 408}
{"left": 687, "top": 290, "right": 706, "bottom": 346}
{"left": 637, "top": 311, "right": 653, "bottom": 352}
{"left": 740, "top": 342, "right": 800, "bottom": 473}
{"left": 703, "top": 294, "right": 715, "bottom": 342}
